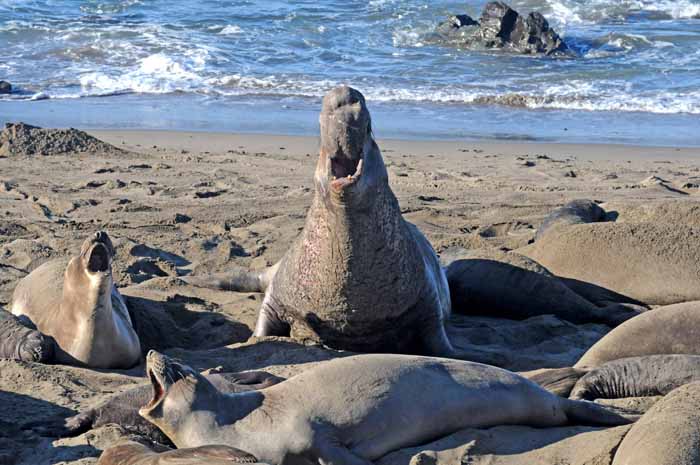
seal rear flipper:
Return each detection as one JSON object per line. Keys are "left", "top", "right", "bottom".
{"left": 0, "top": 308, "right": 55, "bottom": 363}
{"left": 562, "top": 398, "right": 637, "bottom": 426}
{"left": 61, "top": 410, "right": 95, "bottom": 437}
{"left": 521, "top": 367, "right": 587, "bottom": 397}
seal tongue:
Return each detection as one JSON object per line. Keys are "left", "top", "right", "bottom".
{"left": 87, "top": 243, "right": 109, "bottom": 273}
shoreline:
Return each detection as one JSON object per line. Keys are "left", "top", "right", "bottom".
{"left": 89, "top": 129, "right": 700, "bottom": 162}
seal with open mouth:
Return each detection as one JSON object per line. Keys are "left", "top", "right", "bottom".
{"left": 184, "top": 86, "right": 500, "bottom": 364}
{"left": 139, "top": 351, "right": 631, "bottom": 465}
{"left": 11, "top": 231, "right": 141, "bottom": 368}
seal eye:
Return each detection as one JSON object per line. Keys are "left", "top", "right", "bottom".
{"left": 87, "top": 243, "right": 110, "bottom": 273}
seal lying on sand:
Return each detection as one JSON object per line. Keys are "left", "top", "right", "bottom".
{"left": 0, "top": 307, "right": 54, "bottom": 362}
{"left": 612, "top": 382, "right": 700, "bottom": 465}
{"left": 11, "top": 231, "right": 141, "bottom": 368}
{"left": 524, "top": 222, "right": 700, "bottom": 305}
{"left": 97, "top": 441, "right": 261, "bottom": 465}
{"left": 140, "top": 351, "right": 630, "bottom": 465}
{"left": 535, "top": 199, "right": 607, "bottom": 241}
{"left": 185, "top": 86, "right": 499, "bottom": 364}
{"left": 570, "top": 354, "right": 700, "bottom": 400}
{"left": 63, "top": 370, "right": 284, "bottom": 442}
{"left": 576, "top": 301, "right": 700, "bottom": 369}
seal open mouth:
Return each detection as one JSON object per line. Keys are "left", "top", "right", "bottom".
{"left": 330, "top": 156, "right": 363, "bottom": 190}
{"left": 87, "top": 243, "right": 110, "bottom": 273}
{"left": 142, "top": 350, "right": 170, "bottom": 412}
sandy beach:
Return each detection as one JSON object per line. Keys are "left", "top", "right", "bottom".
{"left": 1, "top": 127, "right": 699, "bottom": 464}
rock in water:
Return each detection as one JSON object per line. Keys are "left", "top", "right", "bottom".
{"left": 0, "top": 122, "right": 124, "bottom": 157}
{"left": 435, "top": 1, "right": 570, "bottom": 56}
{"left": 0, "top": 81, "right": 11, "bottom": 94}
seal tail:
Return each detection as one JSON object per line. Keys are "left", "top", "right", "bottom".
{"left": 183, "top": 263, "right": 279, "bottom": 293}
{"left": 562, "top": 398, "right": 637, "bottom": 426}
{"left": 521, "top": 366, "right": 588, "bottom": 397}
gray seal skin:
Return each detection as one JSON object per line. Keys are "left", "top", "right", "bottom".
{"left": 0, "top": 307, "right": 54, "bottom": 363}
{"left": 535, "top": 199, "right": 607, "bottom": 241}
{"left": 612, "top": 382, "right": 700, "bottom": 465}
{"left": 575, "top": 301, "right": 700, "bottom": 369}
{"left": 139, "top": 351, "right": 630, "bottom": 465}
{"left": 11, "top": 231, "right": 141, "bottom": 369}
{"left": 63, "top": 370, "right": 284, "bottom": 443}
{"left": 97, "top": 441, "right": 261, "bottom": 465}
{"left": 570, "top": 355, "right": 700, "bottom": 400}
{"left": 185, "top": 86, "right": 498, "bottom": 365}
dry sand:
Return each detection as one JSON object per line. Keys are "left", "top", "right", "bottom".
{"left": 1, "top": 129, "right": 699, "bottom": 465}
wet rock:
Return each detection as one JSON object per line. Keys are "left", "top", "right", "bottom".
{"left": 0, "top": 81, "right": 11, "bottom": 95}
{"left": 434, "top": 1, "right": 570, "bottom": 56}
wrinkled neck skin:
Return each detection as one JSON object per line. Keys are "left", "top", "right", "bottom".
{"left": 278, "top": 139, "right": 424, "bottom": 323}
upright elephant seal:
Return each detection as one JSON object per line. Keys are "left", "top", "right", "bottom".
{"left": 523, "top": 222, "right": 700, "bottom": 305}
{"left": 612, "top": 382, "right": 700, "bottom": 465}
{"left": 185, "top": 86, "right": 498, "bottom": 364}
{"left": 97, "top": 441, "right": 261, "bottom": 465}
{"left": 0, "top": 307, "right": 54, "bottom": 363}
{"left": 11, "top": 231, "right": 141, "bottom": 368}
{"left": 140, "top": 351, "right": 630, "bottom": 465}
{"left": 575, "top": 301, "right": 700, "bottom": 369}
{"left": 571, "top": 355, "right": 700, "bottom": 400}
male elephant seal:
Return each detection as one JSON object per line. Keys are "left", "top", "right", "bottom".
{"left": 571, "top": 355, "right": 700, "bottom": 400}
{"left": 612, "top": 382, "right": 700, "bottom": 465}
{"left": 97, "top": 441, "right": 261, "bottom": 465}
{"left": 576, "top": 301, "right": 700, "bottom": 369}
{"left": 185, "top": 86, "right": 498, "bottom": 364}
{"left": 11, "top": 231, "right": 141, "bottom": 368}
{"left": 63, "top": 370, "right": 284, "bottom": 442}
{"left": 140, "top": 351, "right": 630, "bottom": 465}
{"left": 0, "top": 307, "right": 54, "bottom": 363}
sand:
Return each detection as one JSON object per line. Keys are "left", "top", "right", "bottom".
{"left": 1, "top": 128, "right": 700, "bottom": 465}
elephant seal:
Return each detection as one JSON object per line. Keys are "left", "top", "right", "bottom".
{"left": 11, "top": 231, "right": 141, "bottom": 368}
{"left": 63, "top": 370, "right": 284, "bottom": 442}
{"left": 184, "top": 86, "right": 498, "bottom": 365}
{"left": 0, "top": 307, "right": 54, "bottom": 363}
{"left": 523, "top": 222, "right": 700, "bottom": 305}
{"left": 571, "top": 355, "right": 700, "bottom": 400}
{"left": 535, "top": 199, "right": 607, "bottom": 241}
{"left": 576, "top": 301, "right": 700, "bottom": 369}
{"left": 97, "top": 441, "right": 261, "bottom": 465}
{"left": 139, "top": 351, "right": 630, "bottom": 465}
{"left": 612, "top": 382, "right": 700, "bottom": 465}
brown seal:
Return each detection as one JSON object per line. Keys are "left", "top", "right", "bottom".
{"left": 97, "top": 441, "right": 261, "bottom": 465}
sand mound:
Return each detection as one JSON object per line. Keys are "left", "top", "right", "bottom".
{"left": 0, "top": 122, "right": 123, "bottom": 157}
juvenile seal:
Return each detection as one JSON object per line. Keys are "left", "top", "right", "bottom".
{"left": 11, "top": 231, "right": 141, "bottom": 368}
{"left": 571, "top": 354, "right": 700, "bottom": 400}
{"left": 0, "top": 307, "right": 54, "bottom": 363}
{"left": 185, "top": 86, "right": 498, "bottom": 364}
{"left": 139, "top": 351, "right": 630, "bottom": 465}
{"left": 63, "top": 370, "right": 284, "bottom": 442}
{"left": 575, "top": 301, "right": 700, "bottom": 369}
{"left": 535, "top": 199, "right": 607, "bottom": 241}
{"left": 612, "top": 382, "right": 700, "bottom": 465}
{"left": 523, "top": 222, "right": 700, "bottom": 305}
{"left": 97, "top": 441, "right": 261, "bottom": 465}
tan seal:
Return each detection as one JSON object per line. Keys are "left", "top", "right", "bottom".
{"left": 11, "top": 231, "right": 141, "bottom": 368}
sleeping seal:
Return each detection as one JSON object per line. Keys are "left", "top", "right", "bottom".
{"left": 0, "top": 307, "right": 54, "bottom": 363}
{"left": 11, "top": 231, "right": 141, "bottom": 368}
{"left": 139, "top": 351, "right": 630, "bottom": 465}
{"left": 97, "top": 441, "right": 261, "bottom": 465}
{"left": 185, "top": 86, "right": 499, "bottom": 364}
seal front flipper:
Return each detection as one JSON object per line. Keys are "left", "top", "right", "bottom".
{"left": 0, "top": 307, "right": 54, "bottom": 363}
{"left": 183, "top": 263, "right": 279, "bottom": 293}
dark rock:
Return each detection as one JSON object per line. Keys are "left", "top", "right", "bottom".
{"left": 434, "top": 1, "right": 570, "bottom": 56}
{"left": 0, "top": 81, "right": 11, "bottom": 95}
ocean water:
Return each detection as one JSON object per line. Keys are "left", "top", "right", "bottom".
{"left": 0, "top": 0, "right": 699, "bottom": 146}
